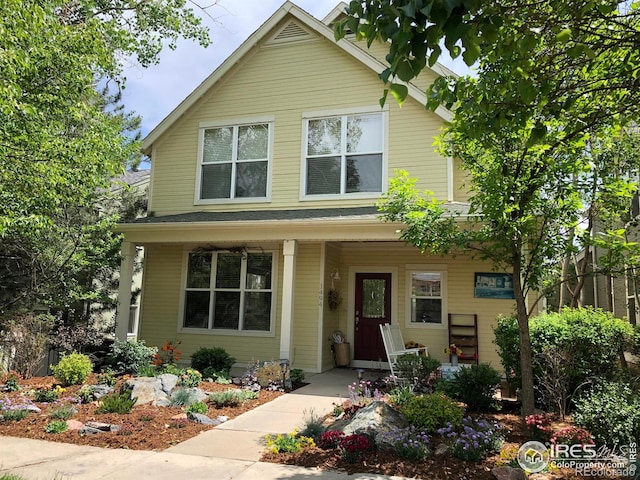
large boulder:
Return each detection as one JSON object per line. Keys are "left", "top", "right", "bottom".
{"left": 124, "top": 375, "right": 178, "bottom": 406}
{"left": 328, "top": 401, "right": 409, "bottom": 449}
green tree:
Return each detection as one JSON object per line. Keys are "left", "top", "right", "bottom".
{"left": 336, "top": 0, "right": 640, "bottom": 418}
{"left": 0, "top": 0, "right": 211, "bottom": 316}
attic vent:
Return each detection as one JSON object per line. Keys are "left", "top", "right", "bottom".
{"left": 268, "top": 21, "right": 313, "bottom": 44}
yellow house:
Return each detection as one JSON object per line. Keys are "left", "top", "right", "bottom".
{"left": 116, "top": 1, "right": 518, "bottom": 373}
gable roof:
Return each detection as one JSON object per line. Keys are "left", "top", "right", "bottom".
{"left": 142, "top": 1, "right": 453, "bottom": 154}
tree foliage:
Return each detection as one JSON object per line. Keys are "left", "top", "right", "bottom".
{"left": 0, "top": 0, "right": 211, "bottom": 316}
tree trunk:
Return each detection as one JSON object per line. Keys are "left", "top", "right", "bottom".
{"left": 512, "top": 254, "right": 536, "bottom": 423}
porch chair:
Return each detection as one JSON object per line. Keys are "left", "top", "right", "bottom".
{"left": 379, "top": 323, "right": 428, "bottom": 383}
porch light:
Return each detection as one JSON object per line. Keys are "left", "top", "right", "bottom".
{"left": 356, "top": 368, "right": 365, "bottom": 381}
{"left": 279, "top": 358, "right": 290, "bottom": 391}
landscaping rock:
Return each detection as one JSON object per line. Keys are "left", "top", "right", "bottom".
{"left": 183, "top": 387, "right": 208, "bottom": 403}
{"left": 435, "top": 443, "right": 450, "bottom": 456}
{"left": 158, "top": 374, "right": 179, "bottom": 394}
{"left": 85, "top": 421, "right": 112, "bottom": 431}
{"left": 493, "top": 466, "right": 527, "bottom": 480}
{"left": 188, "top": 413, "right": 221, "bottom": 425}
{"left": 216, "top": 415, "right": 228, "bottom": 423}
{"left": 24, "top": 404, "right": 41, "bottom": 413}
{"left": 66, "top": 420, "right": 84, "bottom": 431}
{"left": 78, "top": 426, "right": 102, "bottom": 435}
{"left": 328, "top": 401, "right": 409, "bottom": 449}
{"left": 171, "top": 413, "right": 188, "bottom": 421}
{"left": 124, "top": 376, "right": 171, "bottom": 406}
{"left": 91, "top": 384, "right": 114, "bottom": 399}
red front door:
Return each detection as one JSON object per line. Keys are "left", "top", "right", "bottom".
{"left": 354, "top": 272, "right": 391, "bottom": 361}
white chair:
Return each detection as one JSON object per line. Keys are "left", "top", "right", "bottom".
{"left": 379, "top": 323, "right": 428, "bottom": 383}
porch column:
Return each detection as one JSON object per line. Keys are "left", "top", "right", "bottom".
{"left": 279, "top": 239, "right": 297, "bottom": 360}
{"left": 115, "top": 241, "right": 136, "bottom": 342}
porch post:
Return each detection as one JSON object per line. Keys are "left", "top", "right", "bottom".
{"left": 115, "top": 241, "right": 136, "bottom": 342}
{"left": 280, "top": 239, "right": 297, "bottom": 360}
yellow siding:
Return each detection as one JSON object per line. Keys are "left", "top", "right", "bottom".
{"left": 453, "top": 157, "right": 471, "bottom": 203}
{"left": 150, "top": 21, "right": 448, "bottom": 216}
{"left": 339, "top": 243, "right": 513, "bottom": 370}
{"left": 322, "top": 242, "right": 342, "bottom": 370}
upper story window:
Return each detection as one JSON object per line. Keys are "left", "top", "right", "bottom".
{"left": 303, "top": 111, "right": 384, "bottom": 197}
{"left": 182, "top": 251, "right": 275, "bottom": 335}
{"left": 198, "top": 119, "right": 273, "bottom": 202}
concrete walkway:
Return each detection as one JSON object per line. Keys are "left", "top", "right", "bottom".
{"left": 0, "top": 369, "right": 410, "bottom": 480}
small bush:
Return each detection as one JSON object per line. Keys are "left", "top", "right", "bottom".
{"left": 179, "top": 369, "right": 202, "bottom": 387}
{"left": 1, "top": 408, "right": 30, "bottom": 422}
{"left": 186, "top": 401, "right": 209, "bottom": 415}
{"left": 395, "top": 354, "right": 441, "bottom": 391}
{"left": 1, "top": 371, "right": 22, "bottom": 392}
{"left": 49, "top": 405, "right": 76, "bottom": 420}
{"left": 299, "top": 408, "right": 325, "bottom": 441}
{"left": 96, "top": 368, "right": 117, "bottom": 387}
{"left": 290, "top": 368, "right": 305, "bottom": 387}
{"left": 33, "top": 385, "right": 64, "bottom": 403}
{"left": 446, "top": 363, "right": 502, "bottom": 411}
{"left": 96, "top": 390, "right": 136, "bottom": 414}
{"left": 203, "top": 367, "right": 232, "bottom": 384}
{"left": 51, "top": 352, "right": 92, "bottom": 386}
{"left": 399, "top": 392, "right": 464, "bottom": 433}
{"left": 378, "top": 426, "right": 430, "bottom": 460}
{"left": 438, "top": 416, "right": 504, "bottom": 462}
{"left": 264, "top": 430, "right": 315, "bottom": 453}
{"left": 317, "top": 430, "right": 345, "bottom": 450}
{"left": 190, "top": 347, "right": 235, "bottom": 375}
{"left": 525, "top": 414, "right": 553, "bottom": 442}
{"left": 169, "top": 388, "right": 194, "bottom": 407}
{"left": 388, "top": 384, "right": 416, "bottom": 407}
{"left": 572, "top": 381, "right": 640, "bottom": 446}
{"left": 108, "top": 340, "right": 157, "bottom": 375}
{"left": 209, "top": 389, "right": 257, "bottom": 407}
{"left": 550, "top": 426, "right": 594, "bottom": 446}
{"left": 45, "top": 420, "right": 68, "bottom": 434}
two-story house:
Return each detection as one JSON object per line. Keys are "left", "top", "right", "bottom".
{"left": 116, "top": 1, "right": 517, "bottom": 373}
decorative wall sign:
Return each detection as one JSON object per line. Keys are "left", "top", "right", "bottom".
{"left": 474, "top": 273, "right": 515, "bottom": 299}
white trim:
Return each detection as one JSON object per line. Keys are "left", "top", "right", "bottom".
{"left": 300, "top": 109, "right": 388, "bottom": 200}
{"left": 195, "top": 119, "right": 274, "bottom": 204}
{"left": 447, "top": 156, "right": 454, "bottom": 202}
{"left": 279, "top": 240, "right": 297, "bottom": 360}
{"left": 347, "top": 266, "right": 398, "bottom": 369}
{"left": 141, "top": 1, "right": 453, "bottom": 153}
{"left": 321, "top": 2, "right": 348, "bottom": 24}
{"left": 177, "top": 248, "right": 278, "bottom": 337}
{"left": 317, "top": 242, "right": 326, "bottom": 372}
{"left": 147, "top": 145, "right": 156, "bottom": 213}
{"left": 404, "top": 264, "right": 448, "bottom": 330}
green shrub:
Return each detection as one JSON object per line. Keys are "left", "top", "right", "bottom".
{"left": 186, "top": 400, "right": 209, "bottom": 415}
{"left": 96, "top": 390, "right": 136, "bottom": 414}
{"left": 572, "top": 381, "right": 640, "bottom": 446}
{"left": 108, "top": 340, "right": 157, "bottom": 375}
{"left": 33, "top": 385, "right": 63, "bottom": 403}
{"left": 45, "top": 419, "right": 68, "bottom": 434}
{"left": 96, "top": 368, "right": 117, "bottom": 387}
{"left": 446, "top": 363, "right": 502, "bottom": 411}
{"left": 290, "top": 368, "right": 305, "bottom": 387}
{"left": 265, "top": 431, "right": 315, "bottom": 453}
{"left": 209, "top": 389, "right": 257, "bottom": 407}
{"left": 388, "top": 384, "right": 416, "bottom": 407}
{"left": 395, "top": 354, "right": 441, "bottom": 390}
{"left": 399, "top": 392, "right": 464, "bottom": 433}
{"left": 493, "top": 308, "right": 635, "bottom": 406}
{"left": 190, "top": 347, "right": 235, "bottom": 375}
{"left": 49, "top": 405, "right": 76, "bottom": 420}
{"left": 203, "top": 367, "right": 232, "bottom": 384}
{"left": 179, "top": 368, "right": 202, "bottom": 387}
{"left": 1, "top": 409, "right": 30, "bottom": 421}
{"left": 51, "top": 352, "right": 92, "bottom": 386}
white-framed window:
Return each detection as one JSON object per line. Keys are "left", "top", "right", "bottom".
{"left": 181, "top": 251, "right": 276, "bottom": 335}
{"left": 406, "top": 266, "right": 447, "bottom": 328}
{"left": 197, "top": 118, "right": 273, "bottom": 202}
{"left": 303, "top": 110, "right": 385, "bottom": 198}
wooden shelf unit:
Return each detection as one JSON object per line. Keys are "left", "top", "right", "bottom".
{"left": 448, "top": 313, "right": 479, "bottom": 364}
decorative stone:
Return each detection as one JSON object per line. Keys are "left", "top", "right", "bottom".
{"left": 91, "top": 384, "right": 114, "bottom": 399}
{"left": 327, "top": 401, "right": 409, "bottom": 449}
{"left": 216, "top": 415, "right": 228, "bottom": 423}
{"left": 188, "top": 413, "right": 221, "bottom": 425}
{"left": 171, "top": 413, "right": 188, "bottom": 421}
{"left": 78, "top": 426, "right": 102, "bottom": 435}
{"left": 124, "top": 377, "right": 170, "bottom": 406}
{"left": 158, "top": 374, "right": 179, "bottom": 395}
{"left": 109, "top": 425, "right": 122, "bottom": 433}
{"left": 24, "top": 404, "right": 41, "bottom": 413}
{"left": 66, "top": 420, "right": 84, "bottom": 431}
{"left": 85, "top": 421, "right": 113, "bottom": 431}
{"left": 435, "top": 443, "right": 450, "bottom": 456}
{"left": 493, "top": 466, "right": 528, "bottom": 480}
{"left": 182, "top": 387, "right": 208, "bottom": 403}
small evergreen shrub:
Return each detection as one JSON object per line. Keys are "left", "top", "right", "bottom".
{"left": 190, "top": 347, "right": 235, "bottom": 375}
{"left": 169, "top": 388, "right": 194, "bottom": 407}
{"left": 51, "top": 352, "right": 92, "bottom": 386}
{"left": 290, "top": 368, "right": 305, "bottom": 387}
{"left": 108, "top": 340, "right": 157, "bottom": 375}
{"left": 96, "top": 390, "right": 136, "bottom": 414}
{"left": 446, "top": 363, "right": 502, "bottom": 411}
{"left": 572, "top": 381, "right": 640, "bottom": 446}
{"left": 49, "top": 405, "right": 76, "bottom": 420}
{"left": 45, "top": 420, "right": 68, "bottom": 434}
{"left": 399, "top": 392, "right": 464, "bottom": 433}
{"left": 186, "top": 400, "right": 209, "bottom": 415}
{"left": 209, "top": 389, "right": 257, "bottom": 407}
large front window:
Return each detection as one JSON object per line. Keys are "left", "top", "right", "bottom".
{"left": 305, "top": 112, "right": 383, "bottom": 196}
{"left": 183, "top": 251, "right": 274, "bottom": 332}
{"left": 199, "top": 122, "right": 271, "bottom": 200}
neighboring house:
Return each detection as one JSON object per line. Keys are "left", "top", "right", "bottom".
{"left": 116, "top": 1, "right": 525, "bottom": 373}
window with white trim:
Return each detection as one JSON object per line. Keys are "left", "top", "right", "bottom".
{"left": 199, "top": 123, "right": 271, "bottom": 200}
{"left": 183, "top": 251, "right": 274, "bottom": 332}
{"left": 408, "top": 271, "right": 446, "bottom": 325}
{"left": 304, "top": 113, "right": 383, "bottom": 196}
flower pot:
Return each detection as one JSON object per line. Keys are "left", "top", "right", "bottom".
{"left": 333, "top": 342, "right": 350, "bottom": 366}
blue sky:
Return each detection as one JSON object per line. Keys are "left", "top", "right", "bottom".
{"left": 121, "top": 0, "right": 468, "bottom": 140}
